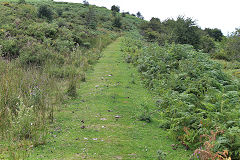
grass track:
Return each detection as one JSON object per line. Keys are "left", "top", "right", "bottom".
{"left": 29, "top": 38, "right": 191, "bottom": 159}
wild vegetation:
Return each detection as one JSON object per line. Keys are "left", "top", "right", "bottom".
{"left": 140, "top": 16, "right": 217, "bottom": 53}
{"left": 0, "top": 0, "right": 240, "bottom": 159}
{"left": 121, "top": 32, "right": 240, "bottom": 159}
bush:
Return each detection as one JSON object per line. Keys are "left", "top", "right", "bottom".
{"left": 86, "top": 7, "right": 97, "bottom": 29}
{"left": 113, "top": 16, "right": 122, "bottom": 28}
{"left": 213, "top": 29, "right": 240, "bottom": 61}
{"left": 37, "top": 5, "right": 53, "bottom": 21}
{"left": 199, "top": 35, "right": 215, "bottom": 53}
{"left": 121, "top": 12, "right": 126, "bottom": 17}
{"left": 18, "top": 0, "right": 26, "bottom": 4}
{"left": 57, "top": 9, "right": 63, "bottom": 17}
{"left": 205, "top": 28, "right": 223, "bottom": 41}
{"left": 0, "top": 39, "right": 20, "bottom": 59}
{"left": 224, "top": 34, "right": 240, "bottom": 61}
{"left": 27, "top": 22, "right": 58, "bottom": 41}
{"left": 19, "top": 43, "right": 50, "bottom": 66}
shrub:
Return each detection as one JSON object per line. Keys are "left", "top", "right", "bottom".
{"left": 224, "top": 34, "right": 240, "bottom": 61}
{"left": 205, "top": 28, "right": 223, "bottom": 42}
{"left": 113, "top": 16, "right": 122, "bottom": 28}
{"left": 213, "top": 30, "right": 240, "bottom": 62}
{"left": 18, "top": 0, "right": 26, "bottom": 4}
{"left": 121, "top": 12, "right": 126, "bottom": 17}
{"left": 37, "top": 5, "right": 53, "bottom": 21}
{"left": 19, "top": 43, "right": 50, "bottom": 66}
{"left": 18, "top": 3, "right": 37, "bottom": 19}
{"left": 54, "top": 38, "right": 75, "bottom": 53}
{"left": 56, "top": 8, "right": 63, "bottom": 17}
{"left": 0, "top": 39, "right": 20, "bottom": 59}
{"left": 86, "top": 7, "right": 97, "bottom": 29}
{"left": 199, "top": 35, "right": 215, "bottom": 53}
{"left": 27, "top": 22, "right": 58, "bottom": 41}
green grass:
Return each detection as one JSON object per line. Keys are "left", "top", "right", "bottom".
{"left": 0, "top": 0, "right": 51, "bottom": 2}
{"left": 27, "top": 38, "right": 191, "bottom": 159}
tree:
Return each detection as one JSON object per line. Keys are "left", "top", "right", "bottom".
{"left": 38, "top": 5, "right": 53, "bottom": 21}
{"left": 83, "top": 0, "right": 89, "bottom": 6}
{"left": 111, "top": 5, "right": 120, "bottom": 13}
{"left": 136, "top": 11, "right": 144, "bottom": 20}
{"left": 86, "top": 7, "right": 97, "bottom": 29}
{"left": 149, "top": 17, "right": 161, "bottom": 31}
{"left": 174, "top": 16, "right": 201, "bottom": 49}
{"left": 205, "top": 28, "right": 223, "bottom": 41}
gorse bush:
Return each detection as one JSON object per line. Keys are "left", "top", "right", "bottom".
{"left": 122, "top": 34, "right": 240, "bottom": 159}
{"left": 37, "top": 5, "right": 53, "bottom": 21}
{"left": 0, "top": 39, "right": 20, "bottom": 59}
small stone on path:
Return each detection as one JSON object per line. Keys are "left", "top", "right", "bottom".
{"left": 100, "top": 118, "right": 107, "bottom": 121}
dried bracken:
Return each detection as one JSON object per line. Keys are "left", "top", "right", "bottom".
{"left": 193, "top": 129, "right": 231, "bottom": 160}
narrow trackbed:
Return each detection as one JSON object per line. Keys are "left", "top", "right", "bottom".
{"left": 29, "top": 38, "right": 190, "bottom": 159}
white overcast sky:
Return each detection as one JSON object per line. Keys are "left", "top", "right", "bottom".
{"left": 55, "top": 0, "right": 240, "bottom": 35}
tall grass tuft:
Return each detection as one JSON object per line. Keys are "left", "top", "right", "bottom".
{"left": 0, "top": 59, "right": 58, "bottom": 158}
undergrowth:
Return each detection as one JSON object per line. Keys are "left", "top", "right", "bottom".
{"left": 0, "top": 60, "right": 57, "bottom": 159}
{"left": 121, "top": 33, "right": 240, "bottom": 159}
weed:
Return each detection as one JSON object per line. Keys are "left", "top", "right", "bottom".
{"left": 138, "top": 104, "right": 152, "bottom": 123}
{"left": 157, "top": 150, "right": 166, "bottom": 160}
{"left": 67, "top": 78, "right": 77, "bottom": 98}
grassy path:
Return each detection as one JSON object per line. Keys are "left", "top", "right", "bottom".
{"left": 29, "top": 38, "right": 191, "bottom": 159}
